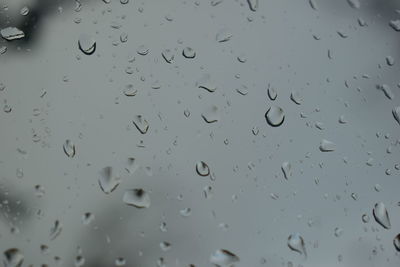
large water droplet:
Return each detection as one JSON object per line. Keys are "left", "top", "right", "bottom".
{"left": 123, "top": 189, "right": 151, "bottom": 208}
{"left": 63, "top": 139, "right": 76, "bottom": 158}
{"left": 98, "top": 166, "right": 121, "bottom": 194}
{"left": 3, "top": 248, "right": 24, "bottom": 267}
{"left": 319, "top": 139, "right": 336, "bottom": 152}
{"left": 133, "top": 115, "right": 149, "bottom": 134}
{"left": 288, "top": 233, "right": 307, "bottom": 257}
{"left": 0, "top": 27, "right": 25, "bottom": 41}
{"left": 373, "top": 202, "right": 391, "bottom": 229}
{"left": 392, "top": 106, "right": 400, "bottom": 125}
{"left": 210, "top": 249, "right": 240, "bottom": 266}
{"left": 265, "top": 106, "right": 285, "bottom": 127}
{"left": 78, "top": 34, "right": 96, "bottom": 55}
{"left": 196, "top": 161, "right": 210, "bottom": 176}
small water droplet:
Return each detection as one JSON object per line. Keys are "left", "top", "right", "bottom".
{"left": 265, "top": 106, "right": 285, "bottom": 127}
{"left": 78, "top": 34, "right": 96, "bottom": 55}
{"left": 392, "top": 106, "right": 400, "bottom": 125}
{"left": 288, "top": 233, "right": 307, "bottom": 257}
{"left": 20, "top": 6, "right": 29, "bottom": 16}
{"left": 98, "top": 167, "right": 121, "bottom": 194}
{"left": 123, "top": 189, "right": 151, "bottom": 208}
{"left": 182, "top": 47, "right": 196, "bottom": 59}
{"left": 63, "top": 139, "right": 76, "bottom": 158}
{"left": 347, "top": 0, "right": 360, "bottom": 9}
{"left": 34, "top": 185, "right": 45, "bottom": 197}
{"left": 394, "top": 234, "right": 400, "bottom": 252}
{"left": 82, "top": 212, "right": 94, "bottom": 225}
{"left": 196, "top": 161, "right": 210, "bottom": 176}
{"left": 180, "top": 208, "right": 191, "bottom": 217}
{"left": 136, "top": 45, "right": 149, "bottom": 55}
{"left": 389, "top": 20, "right": 400, "bottom": 32}
{"left": 334, "top": 227, "right": 343, "bottom": 237}
{"left": 201, "top": 105, "right": 219, "bottom": 123}
{"left": 161, "top": 49, "right": 174, "bottom": 63}
{"left": 216, "top": 28, "right": 232, "bottom": 42}
{"left": 210, "top": 249, "right": 240, "bottom": 266}
{"left": 281, "top": 161, "right": 292, "bottom": 180}
{"left": 50, "top": 220, "right": 62, "bottom": 240}
{"left": 290, "top": 91, "right": 303, "bottom": 105}
{"left": 197, "top": 74, "right": 217, "bottom": 93}
{"left": 377, "top": 84, "right": 394, "bottom": 100}
{"left": 123, "top": 84, "right": 137, "bottom": 97}
{"left": 362, "top": 214, "right": 370, "bottom": 223}
{"left": 115, "top": 257, "right": 126, "bottom": 266}
{"left": 74, "top": 255, "right": 85, "bottom": 267}
{"left": 246, "top": 0, "right": 258, "bottom": 11}
{"left": 160, "top": 241, "right": 171, "bottom": 252}
{"left": 267, "top": 86, "right": 277, "bottom": 100}
{"left": 3, "top": 248, "right": 24, "bottom": 267}
{"left": 133, "top": 115, "right": 149, "bottom": 134}
{"left": 319, "top": 139, "right": 336, "bottom": 152}
{"left": 373, "top": 202, "right": 391, "bottom": 229}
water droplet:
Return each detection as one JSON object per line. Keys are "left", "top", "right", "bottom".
{"left": 0, "top": 27, "right": 25, "bottom": 41}
{"left": 394, "top": 234, "right": 400, "bottom": 252}
{"left": 338, "top": 115, "right": 347, "bottom": 124}
{"left": 82, "top": 212, "right": 94, "bottom": 225}
{"left": 75, "top": 255, "right": 85, "bottom": 267}
{"left": 392, "top": 106, "right": 400, "bottom": 125}
{"left": 120, "top": 32, "right": 128, "bottom": 43}
{"left": 16, "top": 168, "right": 23, "bottom": 179}
{"left": 20, "top": 6, "right": 29, "bottom": 16}
{"left": 265, "top": 106, "right": 285, "bottom": 127}
{"left": 281, "top": 161, "right": 292, "bottom": 180}
{"left": 362, "top": 214, "right": 370, "bottom": 223}
{"left": 267, "top": 86, "right": 277, "bottom": 100}
{"left": 180, "top": 208, "right": 191, "bottom": 217}
{"left": 78, "top": 34, "right": 96, "bottom": 55}
{"left": 115, "top": 257, "right": 126, "bottom": 266}
{"left": 63, "top": 139, "right": 76, "bottom": 158}
{"left": 246, "top": 0, "right": 258, "bottom": 11}
{"left": 288, "top": 233, "right": 307, "bottom": 257}
{"left": 120, "top": 0, "right": 129, "bottom": 4}
{"left": 132, "top": 115, "right": 149, "bottom": 134}
{"left": 98, "top": 166, "right": 121, "bottom": 194}
{"left": 216, "top": 28, "right": 232, "bottom": 42}
{"left": 201, "top": 105, "right": 219, "bottom": 123}
{"left": 123, "top": 189, "right": 151, "bottom": 208}
{"left": 309, "top": 0, "right": 318, "bottom": 10}
{"left": 182, "top": 47, "right": 196, "bottom": 59}
{"left": 386, "top": 56, "right": 395, "bottom": 66}
{"left": 334, "top": 227, "right": 343, "bottom": 237}
{"left": 160, "top": 222, "right": 167, "bottom": 232}
{"left": 373, "top": 202, "right": 391, "bottom": 229}
{"left": 290, "top": 91, "right": 303, "bottom": 105}
{"left": 160, "top": 241, "right": 171, "bottom": 252}
{"left": 197, "top": 74, "right": 217, "bottom": 92}
{"left": 123, "top": 84, "right": 137, "bottom": 97}
{"left": 203, "top": 186, "right": 213, "bottom": 199}
{"left": 236, "top": 85, "right": 248, "bottom": 95}
{"left": 389, "top": 20, "right": 400, "bottom": 32}
{"left": 0, "top": 46, "right": 7, "bottom": 55}
{"left": 137, "top": 45, "right": 149, "bottom": 56}
{"left": 196, "top": 161, "right": 210, "bottom": 176}
{"left": 210, "top": 249, "right": 240, "bottom": 266}
{"left": 34, "top": 185, "right": 45, "bottom": 197}
{"left": 347, "top": 0, "right": 360, "bottom": 9}
{"left": 319, "top": 139, "right": 336, "bottom": 152}
{"left": 211, "top": 0, "right": 223, "bottom": 6}
{"left": 377, "top": 84, "right": 394, "bottom": 100}
{"left": 50, "top": 220, "right": 62, "bottom": 240}
{"left": 3, "top": 248, "right": 24, "bottom": 267}
{"left": 161, "top": 49, "right": 174, "bottom": 63}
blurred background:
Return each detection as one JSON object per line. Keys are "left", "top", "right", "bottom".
{"left": 0, "top": 0, "right": 400, "bottom": 266}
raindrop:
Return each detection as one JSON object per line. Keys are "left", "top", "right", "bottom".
{"left": 246, "top": 0, "right": 258, "bottom": 11}
{"left": 120, "top": 32, "right": 128, "bottom": 43}
{"left": 182, "top": 47, "right": 196, "bottom": 59}
{"left": 63, "top": 139, "right": 76, "bottom": 158}
{"left": 3, "top": 248, "right": 24, "bottom": 267}
{"left": 125, "top": 157, "right": 139, "bottom": 174}
{"left": 216, "top": 28, "right": 232, "bottom": 42}
{"left": 34, "top": 185, "right": 45, "bottom": 197}
{"left": 362, "top": 214, "right": 370, "bottom": 223}
{"left": 334, "top": 227, "right": 343, "bottom": 237}
{"left": 123, "top": 84, "right": 137, "bottom": 97}
{"left": 210, "top": 249, "right": 240, "bottom": 266}
{"left": 236, "top": 85, "right": 248, "bottom": 96}
{"left": 211, "top": 0, "right": 223, "bottom": 6}
{"left": 196, "top": 161, "right": 210, "bottom": 176}
{"left": 281, "top": 161, "right": 292, "bottom": 180}
{"left": 120, "top": 0, "right": 129, "bottom": 4}
{"left": 347, "top": 0, "right": 360, "bottom": 9}
{"left": 203, "top": 186, "right": 213, "bottom": 199}
{"left": 197, "top": 74, "right": 217, "bottom": 92}
{"left": 377, "top": 84, "right": 394, "bottom": 100}
{"left": 201, "top": 105, "right": 219, "bottom": 123}
{"left": 160, "top": 242, "right": 171, "bottom": 252}
{"left": 389, "top": 20, "right": 400, "bottom": 32}
{"left": 338, "top": 115, "right": 347, "bottom": 124}
{"left": 50, "top": 220, "right": 62, "bottom": 240}
{"left": 161, "top": 49, "right": 174, "bottom": 63}
{"left": 132, "top": 115, "right": 149, "bottom": 134}
{"left": 137, "top": 45, "right": 149, "bottom": 56}
{"left": 288, "top": 233, "right": 307, "bottom": 257}
{"left": 392, "top": 106, "right": 400, "bottom": 125}
{"left": 394, "top": 234, "right": 400, "bottom": 252}
{"left": 98, "top": 166, "right": 121, "bottom": 194}
{"left": 319, "top": 139, "right": 336, "bottom": 152}
{"left": 20, "top": 6, "right": 29, "bottom": 16}
{"left": 115, "top": 257, "right": 126, "bottom": 266}
{"left": 309, "top": 0, "right": 318, "bottom": 10}
{"left": 267, "top": 86, "right": 277, "bottom": 100}
{"left": 0, "top": 27, "right": 25, "bottom": 41}
{"left": 123, "top": 189, "right": 151, "bottom": 208}
{"left": 290, "top": 91, "right": 303, "bottom": 105}
{"left": 265, "top": 106, "right": 285, "bottom": 127}
{"left": 82, "top": 212, "right": 94, "bottom": 225}
{"left": 386, "top": 56, "right": 395, "bottom": 66}
{"left": 78, "top": 34, "right": 96, "bottom": 55}
{"left": 75, "top": 255, "right": 85, "bottom": 267}
{"left": 373, "top": 202, "right": 391, "bottom": 229}
{"left": 180, "top": 208, "right": 191, "bottom": 217}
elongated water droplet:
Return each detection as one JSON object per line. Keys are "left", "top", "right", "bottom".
{"left": 347, "top": 0, "right": 360, "bottom": 9}
{"left": 319, "top": 139, "right": 336, "bottom": 152}
{"left": 50, "top": 220, "right": 62, "bottom": 240}
{"left": 246, "top": 0, "right": 258, "bottom": 11}
{"left": 133, "top": 115, "right": 149, "bottom": 134}
{"left": 288, "top": 233, "right": 307, "bottom": 257}
{"left": 281, "top": 161, "right": 292, "bottom": 180}
{"left": 377, "top": 84, "right": 394, "bottom": 100}
{"left": 267, "top": 86, "right": 277, "bottom": 100}
{"left": 161, "top": 49, "right": 174, "bottom": 63}
{"left": 78, "top": 34, "right": 96, "bottom": 55}
{"left": 392, "top": 106, "right": 400, "bottom": 125}
{"left": 373, "top": 202, "right": 391, "bottom": 229}
{"left": 63, "top": 139, "right": 76, "bottom": 158}
{"left": 3, "top": 248, "right": 24, "bottom": 267}
{"left": 123, "top": 189, "right": 150, "bottom": 208}
{"left": 0, "top": 27, "right": 25, "bottom": 41}
{"left": 394, "top": 234, "right": 400, "bottom": 252}
{"left": 196, "top": 161, "right": 210, "bottom": 176}
{"left": 265, "top": 106, "right": 285, "bottom": 127}
{"left": 216, "top": 28, "right": 232, "bottom": 42}
{"left": 210, "top": 249, "right": 239, "bottom": 266}
{"left": 309, "top": 0, "right": 318, "bottom": 10}
{"left": 201, "top": 105, "right": 219, "bottom": 123}
{"left": 98, "top": 166, "right": 121, "bottom": 194}
{"left": 182, "top": 47, "right": 196, "bottom": 59}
